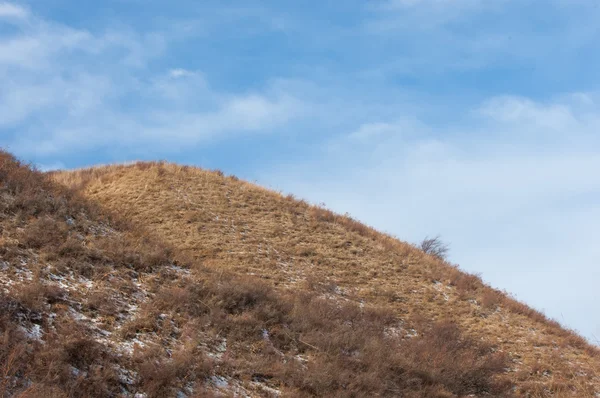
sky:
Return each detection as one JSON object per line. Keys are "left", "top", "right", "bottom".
{"left": 1, "top": 0, "right": 599, "bottom": 342}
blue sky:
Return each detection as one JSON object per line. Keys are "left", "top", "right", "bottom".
{"left": 1, "top": 0, "right": 599, "bottom": 342}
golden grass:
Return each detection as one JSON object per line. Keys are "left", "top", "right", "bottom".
{"left": 51, "top": 160, "right": 600, "bottom": 396}
{"left": 2, "top": 151, "right": 518, "bottom": 397}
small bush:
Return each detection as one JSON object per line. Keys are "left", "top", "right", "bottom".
{"left": 134, "top": 344, "right": 210, "bottom": 397}
{"left": 481, "top": 289, "right": 502, "bottom": 310}
{"left": 21, "top": 216, "right": 68, "bottom": 250}
{"left": 16, "top": 281, "right": 66, "bottom": 311}
{"left": 419, "top": 236, "right": 449, "bottom": 260}
{"left": 450, "top": 272, "right": 482, "bottom": 297}
{"left": 401, "top": 321, "right": 511, "bottom": 396}
{"left": 308, "top": 206, "right": 336, "bottom": 223}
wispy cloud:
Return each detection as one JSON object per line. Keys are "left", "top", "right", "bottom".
{"left": 363, "top": 0, "right": 600, "bottom": 79}
{"left": 0, "top": 7, "right": 306, "bottom": 157}
{"left": 0, "top": 2, "right": 28, "bottom": 19}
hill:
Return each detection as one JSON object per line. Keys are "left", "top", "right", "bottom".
{"left": 0, "top": 153, "right": 515, "bottom": 398}
{"left": 1, "top": 149, "right": 598, "bottom": 397}
{"left": 48, "top": 160, "right": 600, "bottom": 397}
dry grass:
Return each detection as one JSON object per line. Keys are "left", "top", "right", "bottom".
{"left": 0, "top": 150, "right": 517, "bottom": 396}
{"left": 118, "top": 272, "right": 513, "bottom": 397}
{"left": 1, "top": 151, "right": 597, "bottom": 396}
{"left": 50, "top": 159, "right": 600, "bottom": 396}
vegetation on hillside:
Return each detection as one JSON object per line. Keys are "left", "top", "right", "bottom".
{"left": 0, "top": 151, "right": 512, "bottom": 397}
{"left": 52, "top": 160, "right": 600, "bottom": 397}
{"left": 0, "top": 151, "right": 598, "bottom": 396}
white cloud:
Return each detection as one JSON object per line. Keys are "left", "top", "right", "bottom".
{"left": 220, "top": 94, "right": 302, "bottom": 130}
{"left": 478, "top": 96, "right": 577, "bottom": 127}
{"left": 0, "top": 2, "right": 28, "bottom": 19}
{"left": 0, "top": 10, "right": 166, "bottom": 72}
{"left": 124, "top": 87, "right": 304, "bottom": 150}
{"left": 0, "top": 24, "right": 94, "bottom": 70}
{"left": 169, "top": 68, "right": 195, "bottom": 78}
{"left": 348, "top": 119, "right": 429, "bottom": 143}
{"left": 363, "top": 0, "right": 600, "bottom": 79}
{"left": 8, "top": 84, "right": 303, "bottom": 156}
{"left": 0, "top": 8, "right": 305, "bottom": 156}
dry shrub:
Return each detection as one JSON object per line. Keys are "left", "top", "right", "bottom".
{"left": 0, "top": 293, "right": 121, "bottom": 398}
{"left": 308, "top": 206, "right": 336, "bottom": 223}
{"left": 0, "top": 300, "right": 32, "bottom": 397}
{"left": 133, "top": 344, "right": 211, "bottom": 397}
{"left": 400, "top": 321, "right": 511, "bottom": 396}
{"left": 449, "top": 271, "right": 482, "bottom": 297}
{"left": 85, "top": 290, "right": 120, "bottom": 317}
{"left": 338, "top": 215, "right": 374, "bottom": 238}
{"left": 203, "top": 275, "right": 279, "bottom": 316}
{"left": 21, "top": 216, "right": 68, "bottom": 250}
{"left": 419, "top": 236, "right": 449, "bottom": 260}
{"left": 92, "top": 235, "right": 173, "bottom": 273}
{"left": 15, "top": 281, "right": 66, "bottom": 312}
{"left": 120, "top": 311, "right": 160, "bottom": 340}
{"left": 0, "top": 343, "right": 32, "bottom": 397}
{"left": 273, "top": 297, "right": 511, "bottom": 397}
{"left": 481, "top": 289, "right": 502, "bottom": 310}
{"left": 0, "top": 152, "right": 107, "bottom": 226}
{"left": 283, "top": 294, "right": 509, "bottom": 396}
{"left": 127, "top": 272, "right": 512, "bottom": 397}
{"left": 0, "top": 150, "right": 151, "bottom": 281}
{"left": 57, "top": 237, "right": 88, "bottom": 258}
{"left": 28, "top": 328, "right": 122, "bottom": 398}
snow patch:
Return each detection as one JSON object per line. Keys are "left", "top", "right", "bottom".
{"left": 210, "top": 376, "right": 229, "bottom": 389}
{"left": 207, "top": 338, "right": 227, "bottom": 360}
{"left": 250, "top": 381, "right": 282, "bottom": 396}
{"left": 121, "top": 338, "right": 146, "bottom": 355}
{"left": 117, "top": 367, "right": 138, "bottom": 386}
{"left": 406, "top": 328, "right": 418, "bottom": 338}
{"left": 26, "top": 324, "right": 43, "bottom": 340}
{"left": 169, "top": 265, "right": 191, "bottom": 275}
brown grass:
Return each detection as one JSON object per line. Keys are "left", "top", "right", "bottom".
{"left": 1, "top": 151, "right": 598, "bottom": 396}
{"left": 118, "top": 271, "right": 513, "bottom": 397}
{"left": 0, "top": 149, "right": 513, "bottom": 396}
{"left": 49, "top": 159, "right": 600, "bottom": 396}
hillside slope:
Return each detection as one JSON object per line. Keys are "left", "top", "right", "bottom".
{"left": 0, "top": 151, "right": 531, "bottom": 398}
{"left": 52, "top": 161, "right": 600, "bottom": 397}
{"left": 0, "top": 152, "right": 533, "bottom": 397}
{"left": 0, "top": 152, "right": 191, "bottom": 397}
